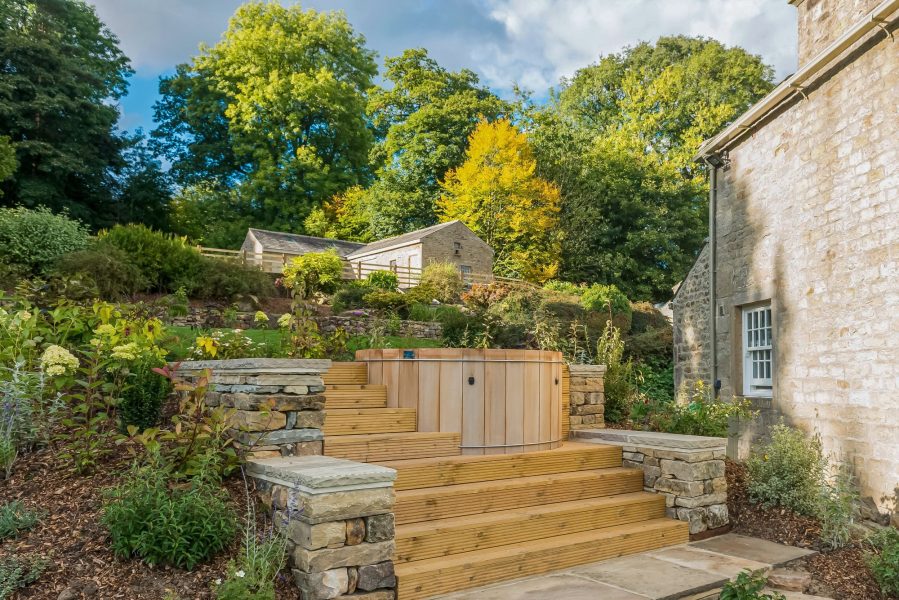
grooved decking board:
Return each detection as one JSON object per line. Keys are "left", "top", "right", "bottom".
{"left": 322, "top": 362, "right": 368, "bottom": 386}
{"left": 324, "top": 432, "right": 461, "bottom": 462}
{"left": 324, "top": 385, "right": 388, "bottom": 409}
{"left": 381, "top": 442, "right": 622, "bottom": 491}
{"left": 394, "top": 467, "right": 643, "bottom": 525}
{"left": 395, "top": 518, "right": 690, "bottom": 599}
{"left": 323, "top": 408, "right": 417, "bottom": 436}
{"left": 396, "top": 492, "right": 665, "bottom": 563}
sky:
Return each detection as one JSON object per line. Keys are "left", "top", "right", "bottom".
{"left": 87, "top": 0, "right": 799, "bottom": 134}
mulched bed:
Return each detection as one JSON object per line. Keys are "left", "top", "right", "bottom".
{"left": 1, "top": 447, "right": 299, "bottom": 600}
{"left": 726, "top": 459, "right": 886, "bottom": 600}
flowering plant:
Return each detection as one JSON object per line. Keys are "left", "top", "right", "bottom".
{"left": 39, "top": 345, "right": 79, "bottom": 377}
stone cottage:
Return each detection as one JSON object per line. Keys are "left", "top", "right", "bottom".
{"left": 241, "top": 220, "right": 494, "bottom": 285}
{"left": 674, "top": 0, "right": 898, "bottom": 503}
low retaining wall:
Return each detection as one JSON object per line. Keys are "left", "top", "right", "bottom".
{"left": 567, "top": 364, "right": 606, "bottom": 431}
{"left": 181, "top": 358, "right": 330, "bottom": 460}
{"left": 169, "top": 308, "right": 443, "bottom": 339}
{"left": 249, "top": 456, "right": 397, "bottom": 600}
{"left": 574, "top": 429, "right": 728, "bottom": 535}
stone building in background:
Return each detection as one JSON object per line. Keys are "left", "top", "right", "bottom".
{"left": 675, "top": 0, "right": 898, "bottom": 504}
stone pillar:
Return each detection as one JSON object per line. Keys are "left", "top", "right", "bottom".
{"left": 567, "top": 364, "right": 606, "bottom": 430}
{"left": 180, "top": 358, "right": 330, "bottom": 460}
{"left": 248, "top": 456, "right": 397, "bottom": 600}
{"left": 574, "top": 429, "right": 729, "bottom": 535}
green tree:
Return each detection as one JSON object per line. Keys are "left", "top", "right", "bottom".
{"left": 114, "top": 133, "right": 172, "bottom": 231}
{"left": 439, "top": 119, "right": 561, "bottom": 282}
{"left": 533, "top": 36, "right": 773, "bottom": 300}
{"left": 0, "top": 0, "right": 133, "bottom": 227}
{"left": 152, "top": 2, "right": 377, "bottom": 242}
{"left": 364, "top": 49, "right": 509, "bottom": 237}
{"left": 0, "top": 136, "right": 16, "bottom": 189}
{"left": 304, "top": 185, "right": 375, "bottom": 242}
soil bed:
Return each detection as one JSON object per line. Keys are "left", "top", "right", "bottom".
{"left": 1, "top": 447, "right": 298, "bottom": 600}
{"left": 726, "top": 459, "right": 883, "bottom": 600}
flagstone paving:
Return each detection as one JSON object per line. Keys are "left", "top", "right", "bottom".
{"left": 435, "top": 534, "right": 825, "bottom": 600}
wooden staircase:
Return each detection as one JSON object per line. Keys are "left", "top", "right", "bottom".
{"left": 322, "top": 362, "right": 689, "bottom": 599}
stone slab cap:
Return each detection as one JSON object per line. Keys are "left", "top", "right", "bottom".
{"left": 234, "top": 428, "right": 324, "bottom": 446}
{"left": 574, "top": 428, "right": 726, "bottom": 451}
{"left": 567, "top": 364, "right": 608, "bottom": 375}
{"left": 175, "top": 358, "right": 331, "bottom": 373}
{"left": 247, "top": 455, "right": 396, "bottom": 494}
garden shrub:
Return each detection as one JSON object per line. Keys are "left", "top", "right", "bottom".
{"left": 100, "top": 223, "right": 204, "bottom": 293}
{"left": 102, "top": 454, "right": 237, "bottom": 569}
{"left": 403, "top": 283, "right": 439, "bottom": 305}
{"left": 0, "top": 555, "right": 48, "bottom": 599}
{"left": 542, "top": 280, "right": 586, "bottom": 296}
{"left": 649, "top": 381, "right": 753, "bottom": 437}
{"left": 118, "top": 357, "right": 171, "bottom": 431}
{"left": 630, "top": 301, "right": 670, "bottom": 333}
{"left": 596, "top": 321, "right": 639, "bottom": 422}
{"left": 625, "top": 327, "right": 674, "bottom": 362}
{"left": 419, "top": 261, "right": 463, "bottom": 303}
{"left": 461, "top": 282, "right": 512, "bottom": 310}
{"left": 282, "top": 251, "right": 344, "bottom": 299}
{"left": 818, "top": 462, "right": 858, "bottom": 550}
{"left": 408, "top": 303, "right": 437, "bottom": 322}
{"left": 0, "top": 206, "right": 89, "bottom": 275}
{"left": 216, "top": 525, "right": 287, "bottom": 600}
{"left": 362, "top": 290, "right": 410, "bottom": 315}
{"left": 746, "top": 424, "right": 827, "bottom": 516}
{"left": 0, "top": 501, "right": 41, "bottom": 540}
{"left": 192, "top": 257, "right": 275, "bottom": 300}
{"left": 54, "top": 242, "right": 147, "bottom": 299}
{"left": 366, "top": 270, "right": 399, "bottom": 291}
{"left": 581, "top": 283, "right": 632, "bottom": 330}
{"left": 637, "top": 358, "right": 675, "bottom": 405}
{"left": 435, "top": 305, "right": 483, "bottom": 347}
{"left": 867, "top": 527, "right": 899, "bottom": 598}
{"left": 332, "top": 281, "right": 369, "bottom": 313}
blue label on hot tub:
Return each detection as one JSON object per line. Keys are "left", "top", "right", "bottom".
{"left": 403, "top": 350, "right": 415, "bottom": 359}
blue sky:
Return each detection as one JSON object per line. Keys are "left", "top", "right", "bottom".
{"left": 88, "top": 0, "right": 799, "bottom": 134}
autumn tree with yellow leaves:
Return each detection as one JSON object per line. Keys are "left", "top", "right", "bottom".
{"left": 438, "top": 119, "right": 561, "bottom": 282}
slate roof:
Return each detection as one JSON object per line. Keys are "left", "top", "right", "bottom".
{"left": 346, "top": 220, "right": 463, "bottom": 258}
{"left": 247, "top": 228, "right": 365, "bottom": 257}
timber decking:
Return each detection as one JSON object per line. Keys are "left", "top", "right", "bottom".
{"left": 380, "top": 442, "right": 621, "bottom": 491}
{"left": 395, "top": 518, "right": 690, "bottom": 600}
{"left": 324, "top": 432, "right": 461, "bottom": 463}
{"left": 393, "top": 467, "right": 643, "bottom": 525}
{"left": 319, "top": 362, "right": 687, "bottom": 599}
{"left": 395, "top": 491, "right": 666, "bottom": 562}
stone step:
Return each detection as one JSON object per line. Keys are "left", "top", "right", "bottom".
{"left": 394, "top": 467, "right": 643, "bottom": 525}
{"left": 380, "top": 442, "right": 622, "bottom": 491}
{"left": 322, "top": 408, "right": 418, "bottom": 436}
{"left": 322, "top": 361, "right": 368, "bottom": 386}
{"left": 395, "top": 491, "right": 666, "bottom": 563}
{"left": 395, "top": 518, "right": 689, "bottom": 600}
{"left": 324, "top": 432, "right": 462, "bottom": 463}
{"left": 324, "top": 384, "right": 388, "bottom": 409}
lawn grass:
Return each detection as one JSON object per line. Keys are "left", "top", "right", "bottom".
{"left": 161, "top": 325, "right": 442, "bottom": 361}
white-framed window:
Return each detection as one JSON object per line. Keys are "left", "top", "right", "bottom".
{"left": 742, "top": 303, "right": 773, "bottom": 397}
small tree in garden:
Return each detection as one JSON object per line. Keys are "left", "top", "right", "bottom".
{"left": 419, "top": 261, "right": 463, "bottom": 303}
{"left": 595, "top": 320, "right": 639, "bottom": 422}
{"left": 281, "top": 251, "right": 344, "bottom": 299}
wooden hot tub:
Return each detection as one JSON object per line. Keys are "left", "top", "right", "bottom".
{"left": 355, "top": 348, "right": 564, "bottom": 454}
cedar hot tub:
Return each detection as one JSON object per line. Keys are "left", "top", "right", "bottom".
{"left": 355, "top": 348, "right": 564, "bottom": 455}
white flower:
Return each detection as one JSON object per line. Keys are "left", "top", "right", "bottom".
{"left": 235, "top": 570, "right": 245, "bottom": 578}
{"left": 277, "top": 313, "right": 293, "bottom": 329}
{"left": 214, "top": 578, "right": 222, "bottom": 586}
{"left": 254, "top": 310, "right": 269, "bottom": 323}
{"left": 19, "top": 310, "right": 32, "bottom": 321}
{"left": 40, "top": 345, "right": 79, "bottom": 377}
{"left": 111, "top": 342, "right": 139, "bottom": 361}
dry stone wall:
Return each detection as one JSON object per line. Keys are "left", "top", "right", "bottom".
{"left": 567, "top": 364, "right": 606, "bottom": 430}
{"left": 575, "top": 429, "right": 728, "bottom": 535}
{"left": 671, "top": 244, "right": 712, "bottom": 393}
{"left": 249, "top": 456, "right": 397, "bottom": 600}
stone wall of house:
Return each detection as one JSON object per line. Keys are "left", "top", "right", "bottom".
{"left": 249, "top": 456, "right": 397, "bottom": 600}
{"left": 168, "top": 309, "right": 443, "bottom": 340}
{"left": 793, "top": 0, "right": 883, "bottom": 66}
{"left": 182, "top": 358, "right": 329, "bottom": 460}
{"left": 709, "top": 21, "right": 899, "bottom": 502}
{"left": 575, "top": 430, "right": 728, "bottom": 535}
{"left": 419, "top": 221, "right": 494, "bottom": 275}
{"left": 567, "top": 364, "right": 606, "bottom": 430}
{"left": 671, "top": 243, "right": 712, "bottom": 394}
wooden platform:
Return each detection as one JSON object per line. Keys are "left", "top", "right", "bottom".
{"left": 320, "top": 361, "right": 689, "bottom": 599}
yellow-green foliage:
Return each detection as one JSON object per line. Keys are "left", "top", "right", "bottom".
{"left": 282, "top": 251, "right": 344, "bottom": 299}
{"left": 419, "top": 261, "right": 463, "bottom": 304}
{"left": 746, "top": 424, "right": 826, "bottom": 516}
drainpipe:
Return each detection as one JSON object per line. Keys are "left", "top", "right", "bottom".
{"left": 704, "top": 158, "right": 719, "bottom": 397}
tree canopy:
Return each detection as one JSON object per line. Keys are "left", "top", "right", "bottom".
{"left": 0, "top": 0, "right": 133, "bottom": 227}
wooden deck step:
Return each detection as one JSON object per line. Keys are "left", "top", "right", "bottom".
{"left": 395, "top": 492, "right": 665, "bottom": 563}
{"left": 322, "top": 362, "right": 368, "bottom": 386}
{"left": 381, "top": 442, "right": 622, "bottom": 491}
{"left": 324, "top": 384, "right": 387, "bottom": 409}
{"left": 394, "top": 467, "right": 643, "bottom": 525}
{"left": 324, "top": 432, "right": 461, "bottom": 463}
{"left": 322, "top": 408, "right": 417, "bottom": 436}
{"left": 395, "top": 518, "right": 690, "bottom": 600}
